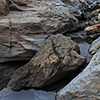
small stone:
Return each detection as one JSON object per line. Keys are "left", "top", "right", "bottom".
{"left": 92, "top": 9, "right": 100, "bottom": 16}
{"left": 98, "top": 13, "right": 100, "bottom": 22}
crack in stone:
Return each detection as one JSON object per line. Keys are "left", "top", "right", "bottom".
{"left": 8, "top": 18, "right": 13, "bottom": 61}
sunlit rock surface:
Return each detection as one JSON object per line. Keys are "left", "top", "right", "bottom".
{"left": 0, "top": 0, "right": 98, "bottom": 63}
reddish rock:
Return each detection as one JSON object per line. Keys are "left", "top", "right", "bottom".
{"left": 85, "top": 24, "right": 100, "bottom": 39}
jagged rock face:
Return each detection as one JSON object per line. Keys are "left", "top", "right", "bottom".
{"left": 0, "top": 0, "right": 98, "bottom": 63}
{"left": 0, "top": 23, "right": 49, "bottom": 63}
{"left": 8, "top": 34, "right": 85, "bottom": 91}
{"left": 85, "top": 24, "right": 100, "bottom": 39}
{"left": 56, "top": 50, "right": 100, "bottom": 100}
{"left": 0, "top": 0, "right": 9, "bottom": 15}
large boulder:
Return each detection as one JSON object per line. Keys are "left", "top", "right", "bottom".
{"left": 0, "top": 0, "right": 98, "bottom": 63}
{"left": 56, "top": 42, "right": 100, "bottom": 100}
{"left": 0, "top": 23, "right": 49, "bottom": 63}
{"left": 8, "top": 34, "right": 85, "bottom": 91}
{"left": 0, "top": 0, "right": 98, "bottom": 33}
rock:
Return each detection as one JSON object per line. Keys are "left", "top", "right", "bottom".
{"left": 89, "top": 36, "right": 100, "bottom": 54}
{"left": 98, "top": 13, "right": 100, "bottom": 22}
{"left": 0, "top": 23, "right": 49, "bottom": 63}
{"left": 0, "top": 0, "right": 9, "bottom": 15}
{"left": 8, "top": 34, "right": 85, "bottom": 91}
{"left": 0, "top": 0, "right": 98, "bottom": 33}
{"left": 92, "top": 9, "right": 100, "bottom": 16}
{"left": 56, "top": 50, "right": 100, "bottom": 100}
{"left": 85, "top": 24, "right": 100, "bottom": 39}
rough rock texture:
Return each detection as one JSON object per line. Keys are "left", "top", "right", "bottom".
{"left": 8, "top": 34, "right": 85, "bottom": 91}
{"left": 0, "top": 0, "right": 98, "bottom": 63}
{"left": 0, "top": 0, "right": 98, "bottom": 33}
{"left": 0, "top": 23, "right": 49, "bottom": 63}
{"left": 89, "top": 36, "right": 100, "bottom": 54}
{"left": 85, "top": 24, "right": 100, "bottom": 39}
{"left": 0, "top": 0, "right": 9, "bottom": 15}
{"left": 56, "top": 50, "right": 100, "bottom": 100}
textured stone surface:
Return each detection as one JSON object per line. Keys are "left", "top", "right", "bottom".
{"left": 89, "top": 36, "right": 100, "bottom": 54}
{"left": 85, "top": 24, "right": 100, "bottom": 39}
{"left": 0, "top": 23, "right": 49, "bottom": 63}
{"left": 0, "top": 0, "right": 98, "bottom": 63}
{"left": 56, "top": 51, "right": 100, "bottom": 100}
{"left": 8, "top": 34, "right": 85, "bottom": 91}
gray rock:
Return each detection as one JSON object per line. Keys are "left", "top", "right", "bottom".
{"left": 89, "top": 36, "right": 100, "bottom": 54}
{"left": 8, "top": 34, "right": 85, "bottom": 91}
{"left": 56, "top": 49, "right": 100, "bottom": 100}
{"left": 0, "top": 0, "right": 98, "bottom": 63}
{"left": 98, "top": 13, "right": 100, "bottom": 22}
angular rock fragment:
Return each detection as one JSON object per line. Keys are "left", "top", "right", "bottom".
{"left": 8, "top": 34, "right": 85, "bottom": 91}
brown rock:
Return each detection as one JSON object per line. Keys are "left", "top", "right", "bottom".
{"left": 85, "top": 24, "right": 100, "bottom": 39}
{"left": 8, "top": 34, "right": 85, "bottom": 91}
{"left": 0, "top": 0, "right": 9, "bottom": 15}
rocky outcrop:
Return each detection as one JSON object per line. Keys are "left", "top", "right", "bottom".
{"left": 0, "top": 23, "right": 49, "bottom": 63}
{"left": 8, "top": 34, "right": 85, "bottom": 91}
{"left": 85, "top": 24, "right": 100, "bottom": 39}
{"left": 56, "top": 37, "right": 100, "bottom": 100}
{"left": 0, "top": 0, "right": 98, "bottom": 33}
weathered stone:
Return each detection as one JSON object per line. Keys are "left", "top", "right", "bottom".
{"left": 0, "top": 0, "right": 98, "bottom": 63}
{"left": 0, "top": 23, "right": 49, "bottom": 63}
{"left": 98, "top": 13, "right": 100, "bottom": 22}
{"left": 8, "top": 34, "right": 85, "bottom": 91}
{"left": 56, "top": 51, "right": 100, "bottom": 100}
{"left": 89, "top": 36, "right": 100, "bottom": 54}
{"left": 92, "top": 9, "right": 100, "bottom": 16}
{"left": 85, "top": 24, "right": 100, "bottom": 39}
{"left": 0, "top": 0, "right": 9, "bottom": 15}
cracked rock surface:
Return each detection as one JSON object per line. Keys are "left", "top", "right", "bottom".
{"left": 56, "top": 51, "right": 100, "bottom": 100}
{"left": 8, "top": 34, "right": 85, "bottom": 91}
{"left": 0, "top": 23, "right": 49, "bottom": 63}
{"left": 0, "top": 0, "right": 98, "bottom": 63}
